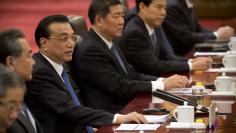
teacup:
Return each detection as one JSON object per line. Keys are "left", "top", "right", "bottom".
{"left": 230, "top": 36, "right": 236, "bottom": 42}
{"left": 214, "top": 76, "right": 232, "bottom": 92}
{"left": 215, "top": 101, "right": 234, "bottom": 114}
{"left": 173, "top": 104, "right": 194, "bottom": 123}
{"left": 228, "top": 41, "right": 236, "bottom": 52}
{"left": 222, "top": 54, "right": 236, "bottom": 68}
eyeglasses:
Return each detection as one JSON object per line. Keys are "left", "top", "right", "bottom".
{"left": 0, "top": 100, "right": 23, "bottom": 113}
{"left": 48, "top": 33, "right": 80, "bottom": 43}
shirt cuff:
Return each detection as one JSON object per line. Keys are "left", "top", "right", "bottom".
{"left": 187, "top": 59, "right": 192, "bottom": 71}
{"left": 112, "top": 114, "right": 124, "bottom": 124}
{"left": 214, "top": 32, "right": 219, "bottom": 39}
{"left": 151, "top": 78, "right": 165, "bottom": 92}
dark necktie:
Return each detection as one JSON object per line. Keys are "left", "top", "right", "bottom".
{"left": 151, "top": 32, "right": 157, "bottom": 50}
{"left": 22, "top": 106, "right": 37, "bottom": 133}
{"left": 61, "top": 69, "right": 94, "bottom": 133}
{"left": 111, "top": 45, "right": 128, "bottom": 75}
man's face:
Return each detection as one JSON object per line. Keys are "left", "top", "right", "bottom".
{"left": 98, "top": 4, "right": 124, "bottom": 41}
{"left": 43, "top": 23, "right": 76, "bottom": 64}
{"left": 140, "top": 0, "right": 166, "bottom": 28}
{"left": 12, "top": 38, "right": 35, "bottom": 81}
{"left": 0, "top": 88, "right": 24, "bottom": 132}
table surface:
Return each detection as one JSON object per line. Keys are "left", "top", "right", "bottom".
{"left": 96, "top": 71, "right": 236, "bottom": 133}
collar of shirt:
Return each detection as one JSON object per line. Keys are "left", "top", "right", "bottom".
{"left": 185, "top": 0, "right": 194, "bottom": 8}
{"left": 41, "top": 53, "right": 63, "bottom": 77}
{"left": 144, "top": 22, "right": 155, "bottom": 36}
{"left": 94, "top": 29, "right": 113, "bottom": 49}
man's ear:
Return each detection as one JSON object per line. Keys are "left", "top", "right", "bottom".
{"left": 5, "top": 56, "right": 16, "bottom": 71}
{"left": 40, "top": 38, "right": 47, "bottom": 52}
{"left": 95, "top": 15, "right": 103, "bottom": 27}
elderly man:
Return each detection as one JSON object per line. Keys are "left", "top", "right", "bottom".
{"left": 0, "top": 28, "right": 42, "bottom": 133}
{"left": 0, "top": 64, "right": 25, "bottom": 133}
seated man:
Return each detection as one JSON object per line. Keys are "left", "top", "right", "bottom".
{"left": 163, "top": 0, "right": 234, "bottom": 55}
{"left": 0, "top": 64, "right": 25, "bottom": 133}
{"left": 0, "top": 28, "right": 43, "bottom": 133}
{"left": 25, "top": 14, "right": 148, "bottom": 133}
{"left": 72, "top": 0, "right": 189, "bottom": 113}
{"left": 119, "top": 1, "right": 213, "bottom": 76}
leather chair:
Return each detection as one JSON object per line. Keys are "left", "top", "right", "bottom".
{"left": 67, "top": 15, "right": 88, "bottom": 38}
{"left": 65, "top": 15, "right": 88, "bottom": 93}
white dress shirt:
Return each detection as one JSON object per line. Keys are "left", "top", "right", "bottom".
{"left": 41, "top": 53, "right": 119, "bottom": 123}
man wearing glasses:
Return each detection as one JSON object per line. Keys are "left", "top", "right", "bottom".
{"left": 0, "top": 64, "right": 25, "bottom": 133}
{"left": 25, "top": 14, "right": 148, "bottom": 133}
{"left": 0, "top": 28, "right": 43, "bottom": 133}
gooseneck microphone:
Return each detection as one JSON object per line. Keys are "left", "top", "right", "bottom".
{"left": 153, "top": 89, "right": 209, "bottom": 112}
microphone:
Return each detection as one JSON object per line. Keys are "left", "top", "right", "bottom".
{"left": 153, "top": 89, "right": 208, "bottom": 112}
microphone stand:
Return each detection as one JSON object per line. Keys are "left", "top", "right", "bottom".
{"left": 153, "top": 89, "right": 208, "bottom": 112}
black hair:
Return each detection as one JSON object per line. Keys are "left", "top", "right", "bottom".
{"left": 0, "top": 28, "right": 24, "bottom": 64}
{"left": 34, "top": 14, "right": 69, "bottom": 48}
{"left": 0, "top": 64, "right": 26, "bottom": 98}
{"left": 136, "top": 0, "right": 152, "bottom": 11}
{"left": 88, "top": 0, "right": 122, "bottom": 24}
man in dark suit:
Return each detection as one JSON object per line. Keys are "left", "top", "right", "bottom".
{"left": 118, "top": 0, "right": 213, "bottom": 76}
{"left": 163, "top": 0, "right": 234, "bottom": 55}
{"left": 0, "top": 28, "right": 43, "bottom": 133}
{"left": 25, "top": 14, "right": 148, "bottom": 133}
{"left": 0, "top": 64, "right": 25, "bottom": 133}
{"left": 73, "top": 0, "right": 189, "bottom": 114}
{"left": 124, "top": 7, "right": 190, "bottom": 62}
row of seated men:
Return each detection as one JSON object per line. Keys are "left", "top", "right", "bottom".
{"left": 0, "top": 0, "right": 234, "bottom": 133}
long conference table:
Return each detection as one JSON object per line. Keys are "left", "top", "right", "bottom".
{"left": 96, "top": 65, "right": 236, "bottom": 132}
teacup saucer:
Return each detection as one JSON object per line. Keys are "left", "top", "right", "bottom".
{"left": 220, "top": 67, "right": 236, "bottom": 72}
{"left": 209, "top": 91, "right": 236, "bottom": 96}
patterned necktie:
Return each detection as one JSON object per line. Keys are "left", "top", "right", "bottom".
{"left": 22, "top": 106, "right": 37, "bottom": 133}
{"left": 61, "top": 69, "right": 94, "bottom": 133}
{"left": 151, "top": 32, "right": 157, "bottom": 49}
{"left": 111, "top": 44, "right": 128, "bottom": 75}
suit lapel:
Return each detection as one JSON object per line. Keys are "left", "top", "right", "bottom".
{"left": 34, "top": 53, "right": 68, "bottom": 92}
{"left": 17, "top": 113, "right": 37, "bottom": 133}
{"left": 179, "top": 0, "right": 195, "bottom": 31}
{"left": 135, "top": 16, "right": 156, "bottom": 53}
{"left": 88, "top": 29, "right": 128, "bottom": 77}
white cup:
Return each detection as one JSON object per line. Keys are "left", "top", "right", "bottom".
{"left": 214, "top": 101, "right": 234, "bottom": 114}
{"left": 222, "top": 54, "right": 236, "bottom": 68}
{"left": 230, "top": 36, "right": 236, "bottom": 42}
{"left": 173, "top": 105, "right": 195, "bottom": 123}
{"left": 228, "top": 41, "right": 236, "bottom": 52}
{"left": 214, "top": 76, "right": 232, "bottom": 92}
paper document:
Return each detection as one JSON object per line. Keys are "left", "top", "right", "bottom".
{"left": 144, "top": 114, "right": 169, "bottom": 123}
{"left": 167, "top": 88, "right": 192, "bottom": 94}
{"left": 115, "top": 124, "right": 160, "bottom": 131}
{"left": 207, "top": 68, "right": 236, "bottom": 73}
{"left": 166, "top": 122, "right": 206, "bottom": 129}
{"left": 194, "top": 52, "right": 226, "bottom": 56}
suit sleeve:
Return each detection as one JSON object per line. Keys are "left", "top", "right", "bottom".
{"left": 26, "top": 66, "right": 114, "bottom": 127}
{"left": 157, "top": 28, "right": 188, "bottom": 62}
{"left": 120, "top": 30, "right": 189, "bottom": 75}
{"left": 74, "top": 45, "right": 153, "bottom": 99}
{"left": 164, "top": 4, "right": 216, "bottom": 46}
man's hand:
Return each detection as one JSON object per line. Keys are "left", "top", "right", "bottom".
{"left": 163, "top": 74, "right": 189, "bottom": 91}
{"left": 191, "top": 57, "right": 213, "bottom": 71}
{"left": 216, "top": 26, "right": 234, "bottom": 40}
{"left": 115, "top": 112, "right": 148, "bottom": 124}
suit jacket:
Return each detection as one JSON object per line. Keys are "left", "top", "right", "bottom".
{"left": 7, "top": 105, "right": 43, "bottom": 133}
{"left": 163, "top": 0, "right": 216, "bottom": 55}
{"left": 118, "top": 16, "right": 189, "bottom": 76}
{"left": 72, "top": 29, "right": 157, "bottom": 113}
{"left": 25, "top": 53, "right": 114, "bottom": 133}
{"left": 125, "top": 7, "right": 188, "bottom": 62}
